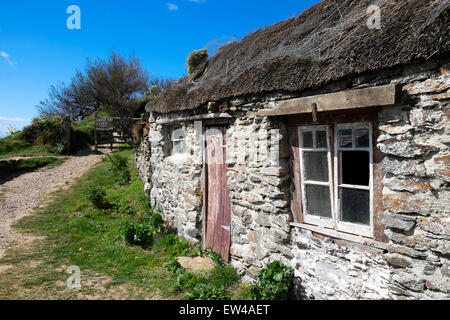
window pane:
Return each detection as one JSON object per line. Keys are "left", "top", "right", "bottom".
{"left": 356, "top": 129, "right": 369, "bottom": 148}
{"left": 173, "top": 140, "right": 186, "bottom": 154}
{"left": 172, "top": 128, "right": 185, "bottom": 141}
{"left": 303, "top": 131, "right": 313, "bottom": 148}
{"left": 306, "top": 185, "right": 332, "bottom": 218}
{"left": 304, "top": 152, "right": 329, "bottom": 182}
{"left": 341, "top": 151, "right": 369, "bottom": 186}
{"left": 340, "top": 188, "right": 370, "bottom": 225}
{"left": 316, "top": 131, "right": 328, "bottom": 148}
{"left": 339, "top": 129, "right": 353, "bottom": 148}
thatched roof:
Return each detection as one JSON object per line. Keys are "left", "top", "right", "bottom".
{"left": 148, "top": 0, "right": 450, "bottom": 114}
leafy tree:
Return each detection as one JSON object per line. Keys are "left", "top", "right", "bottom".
{"left": 37, "top": 52, "right": 150, "bottom": 120}
{"left": 37, "top": 52, "right": 173, "bottom": 143}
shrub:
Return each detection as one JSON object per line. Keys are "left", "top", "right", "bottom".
{"left": 162, "top": 234, "right": 202, "bottom": 258}
{"left": 186, "top": 49, "right": 208, "bottom": 75}
{"left": 184, "top": 283, "right": 230, "bottom": 301}
{"left": 20, "top": 117, "right": 63, "bottom": 145}
{"left": 122, "top": 209, "right": 165, "bottom": 247}
{"left": 249, "top": 260, "right": 294, "bottom": 300}
{"left": 106, "top": 152, "right": 130, "bottom": 185}
{"left": 139, "top": 209, "right": 165, "bottom": 236}
{"left": 122, "top": 220, "right": 154, "bottom": 246}
{"left": 163, "top": 256, "right": 183, "bottom": 273}
{"left": 52, "top": 143, "right": 65, "bottom": 155}
{"left": 114, "top": 199, "right": 135, "bottom": 215}
{"left": 86, "top": 185, "right": 106, "bottom": 208}
{"left": 208, "top": 265, "right": 239, "bottom": 288}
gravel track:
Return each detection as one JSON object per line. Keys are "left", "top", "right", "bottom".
{"left": 0, "top": 152, "right": 104, "bottom": 258}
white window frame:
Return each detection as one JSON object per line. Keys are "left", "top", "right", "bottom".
{"left": 298, "top": 125, "right": 335, "bottom": 229}
{"left": 334, "top": 123, "right": 373, "bottom": 238}
{"left": 297, "top": 122, "right": 374, "bottom": 238}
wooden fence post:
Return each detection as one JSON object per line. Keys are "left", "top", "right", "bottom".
{"left": 94, "top": 111, "right": 98, "bottom": 152}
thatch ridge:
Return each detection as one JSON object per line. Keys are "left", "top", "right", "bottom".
{"left": 148, "top": 0, "right": 450, "bottom": 113}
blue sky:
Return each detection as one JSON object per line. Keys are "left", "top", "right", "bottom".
{"left": 0, "top": 0, "right": 319, "bottom": 136}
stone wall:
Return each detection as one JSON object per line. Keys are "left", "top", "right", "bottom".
{"left": 226, "top": 113, "right": 293, "bottom": 282}
{"left": 146, "top": 119, "right": 204, "bottom": 243}
{"left": 376, "top": 71, "right": 450, "bottom": 299}
{"left": 291, "top": 228, "right": 390, "bottom": 300}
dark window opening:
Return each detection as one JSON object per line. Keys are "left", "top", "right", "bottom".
{"left": 341, "top": 151, "right": 369, "bottom": 186}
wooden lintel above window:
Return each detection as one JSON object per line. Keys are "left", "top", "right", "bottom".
{"left": 257, "top": 84, "right": 397, "bottom": 117}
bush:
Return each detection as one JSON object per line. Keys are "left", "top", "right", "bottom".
{"left": 184, "top": 283, "right": 231, "bottom": 301}
{"left": 113, "top": 199, "right": 135, "bottom": 215}
{"left": 249, "top": 260, "right": 294, "bottom": 300}
{"left": 163, "top": 256, "right": 183, "bottom": 273}
{"left": 86, "top": 185, "right": 106, "bottom": 208}
{"left": 122, "top": 220, "right": 154, "bottom": 246}
{"left": 20, "top": 117, "right": 63, "bottom": 145}
{"left": 186, "top": 49, "right": 208, "bottom": 75}
{"left": 139, "top": 209, "right": 165, "bottom": 235}
{"left": 161, "top": 233, "right": 202, "bottom": 258}
{"left": 208, "top": 265, "right": 239, "bottom": 289}
{"left": 122, "top": 209, "right": 165, "bottom": 247}
{"left": 106, "top": 152, "right": 130, "bottom": 185}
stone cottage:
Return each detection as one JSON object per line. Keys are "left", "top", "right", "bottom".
{"left": 136, "top": 0, "right": 450, "bottom": 299}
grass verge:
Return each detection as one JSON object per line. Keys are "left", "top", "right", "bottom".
{"left": 0, "top": 149, "right": 246, "bottom": 300}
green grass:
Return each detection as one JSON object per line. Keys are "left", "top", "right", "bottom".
{"left": 0, "top": 149, "right": 245, "bottom": 300}
{"left": 0, "top": 133, "right": 58, "bottom": 160}
{"left": 0, "top": 114, "right": 103, "bottom": 159}
{"left": 0, "top": 157, "right": 68, "bottom": 177}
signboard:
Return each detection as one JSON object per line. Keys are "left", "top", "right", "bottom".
{"left": 95, "top": 118, "right": 114, "bottom": 131}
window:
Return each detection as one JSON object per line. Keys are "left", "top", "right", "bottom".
{"left": 171, "top": 127, "right": 186, "bottom": 155}
{"left": 298, "top": 123, "right": 373, "bottom": 237}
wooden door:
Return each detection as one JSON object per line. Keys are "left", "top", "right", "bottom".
{"left": 205, "top": 126, "right": 231, "bottom": 261}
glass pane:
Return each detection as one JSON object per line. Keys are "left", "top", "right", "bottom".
{"left": 339, "top": 129, "right": 353, "bottom": 148}
{"left": 306, "top": 185, "right": 332, "bottom": 218}
{"left": 173, "top": 140, "right": 186, "bottom": 154}
{"left": 172, "top": 128, "right": 185, "bottom": 141}
{"left": 303, "top": 131, "right": 313, "bottom": 148}
{"left": 316, "top": 131, "right": 328, "bottom": 148}
{"left": 341, "top": 151, "right": 369, "bottom": 186}
{"left": 340, "top": 188, "right": 370, "bottom": 225}
{"left": 356, "top": 128, "right": 369, "bottom": 148}
{"left": 304, "top": 152, "right": 329, "bottom": 182}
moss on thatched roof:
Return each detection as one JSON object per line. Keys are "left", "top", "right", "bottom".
{"left": 148, "top": 0, "right": 450, "bottom": 114}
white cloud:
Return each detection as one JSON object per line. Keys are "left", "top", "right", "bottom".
{"left": 167, "top": 3, "right": 179, "bottom": 11}
{"left": 0, "top": 50, "right": 16, "bottom": 68}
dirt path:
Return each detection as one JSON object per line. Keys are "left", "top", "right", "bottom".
{"left": 0, "top": 151, "right": 104, "bottom": 259}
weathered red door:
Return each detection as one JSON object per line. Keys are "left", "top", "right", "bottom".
{"left": 205, "top": 126, "right": 231, "bottom": 261}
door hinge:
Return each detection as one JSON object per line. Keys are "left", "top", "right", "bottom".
{"left": 222, "top": 225, "right": 231, "bottom": 232}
